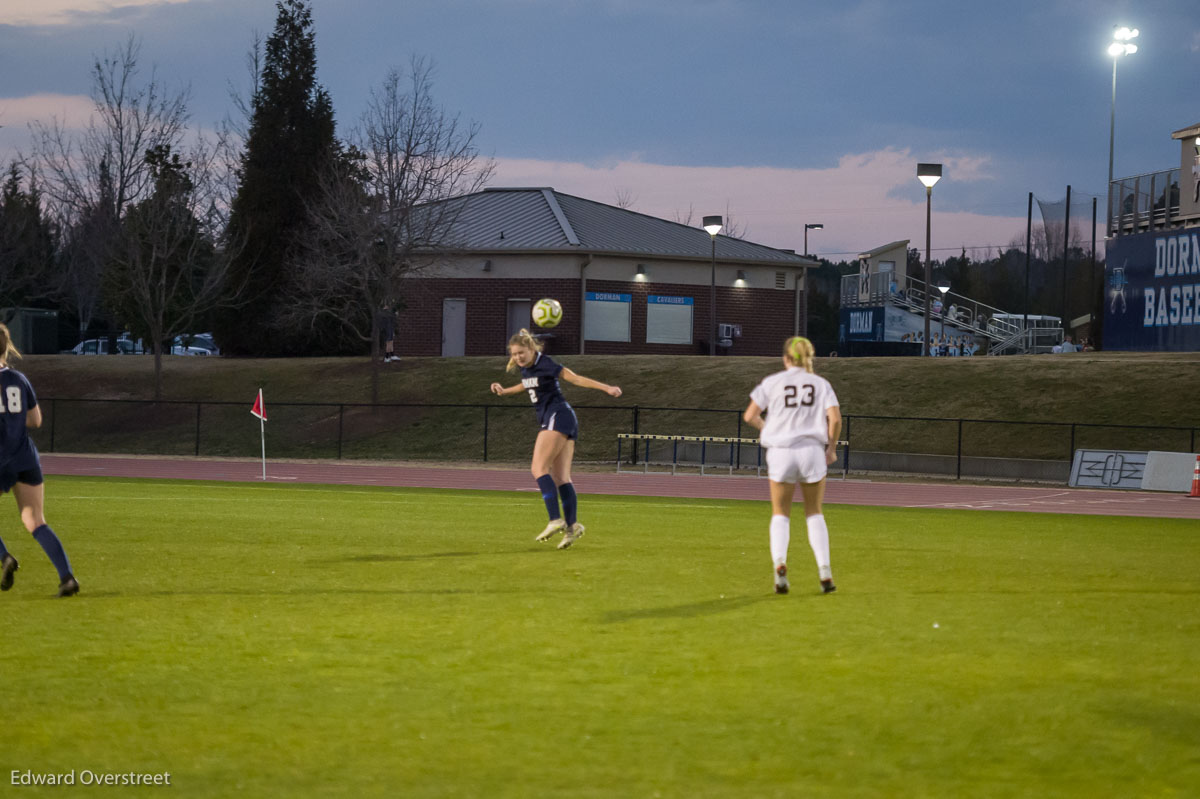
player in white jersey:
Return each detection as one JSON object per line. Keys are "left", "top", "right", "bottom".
{"left": 743, "top": 336, "right": 841, "bottom": 595}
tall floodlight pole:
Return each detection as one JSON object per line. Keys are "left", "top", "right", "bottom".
{"left": 917, "top": 164, "right": 942, "bottom": 356}
{"left": 703, "top": 215, "right": 723, "bottom": 356}
{"left": 1108, "top": 26, "right": 1138, "bottom": 217}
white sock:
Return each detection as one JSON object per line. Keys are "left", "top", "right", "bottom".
{"left": 806, "top": 514, "right": 832, "bottom": 580}
{"left": 769, "top": 515, "right": 790, "bottom": 566}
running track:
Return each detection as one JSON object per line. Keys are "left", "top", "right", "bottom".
{"left": 41, "top": 454, "right": 1200, "bottom": 520}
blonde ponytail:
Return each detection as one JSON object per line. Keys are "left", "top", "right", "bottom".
{"left": 783, "top": 336, "right": 814, "bottom": 372}
{"left": 0, "top": 323, "right": 21, "bottom": 366}
{"left": 505, "top": 328, "right": 544, "bottom": 372}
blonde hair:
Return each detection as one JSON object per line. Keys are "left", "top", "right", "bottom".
{"left": 783, "top": 336, "right": 814, "bottom": 372}
{"left": 0, "top": 323, "right": 21, "bottom": 366}
{"left": 505, "top": 328, "right": 544, "bottom": 372}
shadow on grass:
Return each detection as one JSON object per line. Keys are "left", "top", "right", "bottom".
{"left": 601, "top": 593, "right": 771, "bottom": 623}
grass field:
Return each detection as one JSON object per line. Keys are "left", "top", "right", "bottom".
{"left": 3, "top": 476, "right": 1199, "bottom": 797}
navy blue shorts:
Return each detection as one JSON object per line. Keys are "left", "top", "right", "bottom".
{"left": 0, "top": 454, "right": 43, "bottom": 494}
{"left": 538, "top": 403, "right": 579, "bottom": 441}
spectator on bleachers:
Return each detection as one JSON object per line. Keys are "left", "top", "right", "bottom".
{"left": 1059, "top": 335, "right": 1077, "bottom": 353}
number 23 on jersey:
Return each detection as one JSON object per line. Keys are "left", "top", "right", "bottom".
{"left": 783, "top": 384, "right": 815, "bottom": 407}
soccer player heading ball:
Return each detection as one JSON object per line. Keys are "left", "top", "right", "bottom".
{"left": 489, "top": 329, "right": 622, "bottom": 550}
{"left": 743, "top": 337, "right": 841, "bottom": 595}
{"left": 0, "top": 323, "right": 80, "bottom": 597}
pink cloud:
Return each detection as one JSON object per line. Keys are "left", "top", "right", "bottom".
{"left": 494, "top": 149, "right": 1027, "bottom": 260}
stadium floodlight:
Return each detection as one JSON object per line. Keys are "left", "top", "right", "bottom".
{"left": 1108, "top": 25, "right": 1139, "bottom": 191}
{"left": 917, "top": 163, "right": 943, "bottom": 356}
{"left": 703, "top": 216, "right": 723, "bottom": 355}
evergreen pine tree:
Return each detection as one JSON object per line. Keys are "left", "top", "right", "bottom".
{"left": 218, "top": 0, "right": 338, "bottom": 355}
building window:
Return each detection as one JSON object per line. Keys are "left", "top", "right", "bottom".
{"left": 583, "top": 291, "right": 631, "bottom": 342}
{"left": 646, "top": 295, "right": 693, "bottom": 345}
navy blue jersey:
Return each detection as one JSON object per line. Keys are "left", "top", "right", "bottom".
{"left": 0, "top": 367, "right": 38, "bottom": 465}
{"left": 519, "top": 353, "right": 567, "bottom": 414}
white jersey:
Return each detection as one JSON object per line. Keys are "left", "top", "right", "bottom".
{"left": 749, "top": 366, "right": 839, "bottom": 449}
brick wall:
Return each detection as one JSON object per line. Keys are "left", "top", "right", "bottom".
{"left": 397, "top": 276, "right": 804, "bottom": 357}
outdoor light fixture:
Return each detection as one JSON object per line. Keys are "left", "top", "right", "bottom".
{"left": 917, "top": 163, "right": 943, "bottom": 356}
{"left": 703, "top": 216, "right": 722, "bottom": 355}
{"left": 937, "top": 278, "right": 951, "bottom": 340}
{"left": 1108, "top": 25, "right": 1139, "bottom": 190}
{"left": 635, "top": 263, "right": 646, "bottom": 280}
{"left": 917, "top": 163, "right": 942, "bottom": 189}
{"left": 736, "top": 270, "right": 747, "bottom": 282}
{"left": 803, "top": 222, "right": 823, "bottom": 256}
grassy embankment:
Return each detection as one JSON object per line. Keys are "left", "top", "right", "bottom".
{"left": 20, "top": 351, "right": 1200, "bottom": 463}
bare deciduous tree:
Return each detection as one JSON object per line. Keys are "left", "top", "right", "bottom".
{"left": 31, "top": 35, "right": 190, "bottom": 337}
{"left": 104, "top": 143, "right": 245, "bottom": 400}
{"left": 285, "top": 57, "right": 494, "bottom": 400}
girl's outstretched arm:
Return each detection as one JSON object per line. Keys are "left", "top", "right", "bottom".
{"left": 561, "top": 368, "right": 622, "bottom": 398}
{"left": 489, "top": 382, "right": 525, "bottom": 396}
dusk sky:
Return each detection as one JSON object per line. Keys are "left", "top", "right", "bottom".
{"left": 1, "top": 0, "right": 1197, "bottom": 259}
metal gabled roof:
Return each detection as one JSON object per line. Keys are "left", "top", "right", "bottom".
{"left": 437, "top": 187, "right": 813, "bottom": 267}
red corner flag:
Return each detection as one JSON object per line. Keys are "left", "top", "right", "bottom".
{"left": 251, "top": 389, "right": 267, "bottom": 421}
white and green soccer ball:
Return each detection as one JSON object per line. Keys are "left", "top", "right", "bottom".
{"left": 532, "top": 298, "right": 564, "bottom": 329}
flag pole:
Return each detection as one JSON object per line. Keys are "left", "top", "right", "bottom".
{"left": 260, "top": 414, "right": 266, "bottom": 481}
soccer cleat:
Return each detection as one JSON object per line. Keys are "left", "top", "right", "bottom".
{"left": 557, "top": 522, "right": 585, "bottom": 550}
{"left": 774, "top": 563, "right": 789, "bottom": 594}
{"left": 57, "top": 575, "right": 80, "bottom": 598}
{"left": 535, "top": 518, "right": 567, "bottom": 542}
{"left": 821, "top": 579, "right": 837, "bottom": 594}
{"left": 0, "top": 554, "right": 17, "bottom": 591}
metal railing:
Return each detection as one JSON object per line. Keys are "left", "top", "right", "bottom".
{"left": 33, "top": 398, "right": 1199, "bottom": 480}
{"left": 1108, "top": 168, "right": 1181, "bottom": 237}
{"left": 840, "top": 273, "right": 1035, "bottom": 350}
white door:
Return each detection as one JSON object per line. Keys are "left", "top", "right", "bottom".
{"left": 441, "top": 298, "right": 466, "bottom": 357}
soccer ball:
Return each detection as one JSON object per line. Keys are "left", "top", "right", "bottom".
{"left": 532, "top": 298, "right": 563, "bottom": 329}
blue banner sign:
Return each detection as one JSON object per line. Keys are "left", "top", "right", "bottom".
{"left": 586, "top": 292, "right": 631, "bottom": 303}
{"left": 648, "top": 295, "right": 693, "bottom": 305}
{"left": 1104, "top": 229, "right": 1200, "bottom": 351}
{"left": 839, "top": 307, "right": 885, "bottom": 341}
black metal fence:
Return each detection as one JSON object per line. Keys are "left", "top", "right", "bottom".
{"left": 34, "top": 398, "right": 1199, "bottom": 478}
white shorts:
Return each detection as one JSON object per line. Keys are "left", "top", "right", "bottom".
{"left": 766, "top": 443, "right": 827, "bottom": 484}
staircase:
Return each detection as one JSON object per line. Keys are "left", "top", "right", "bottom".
{"left": 839, "top": 273, "right": 1063, "bottom": 355}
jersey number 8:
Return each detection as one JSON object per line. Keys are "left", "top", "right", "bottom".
{"left": 6, "top": 386, "right": 22, "bottom": 413}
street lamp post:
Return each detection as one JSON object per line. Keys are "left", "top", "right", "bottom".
{"left": 801, "top": 223, "right": 822, "bottom": 338}
{"left": 937, "top": 278, "right": 951, "bottom": 347}
{"left": 703, "top": 215, "right": 723, "bottom": 356}
{"left": 917, "top": 163, "right": 942, "bottom": 356}
{"left": 1108, "top": 26, "right": 1138, "bottom": 212}
{"left": 803, "top": 223, "right": 823, "bottom": 256}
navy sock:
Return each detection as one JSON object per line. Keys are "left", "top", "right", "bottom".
{"left": 535, "top": 474, "right": 561, "bottom": 521}
{"left": 0, "top": 534, "right": 8, "bottom": 559}
{"left": 32, "top": 524, "right": 72, "bottom": 581}
{"left": 558, "top": 483, "right": 578, "bottom": 526}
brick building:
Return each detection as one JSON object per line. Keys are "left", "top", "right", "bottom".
{"left": 398, "top": 187, "right": 816, "bottom": 357}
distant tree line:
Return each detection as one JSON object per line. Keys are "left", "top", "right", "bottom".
{"left": 3, "top": 0, "right": 491, "bottom": 397}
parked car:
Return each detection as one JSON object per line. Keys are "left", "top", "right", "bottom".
{"left": 64, "top": 337, "right": 147, "bottom": 355}
{"left": 172, "top": 333, "right": 219, "bottom": 356}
